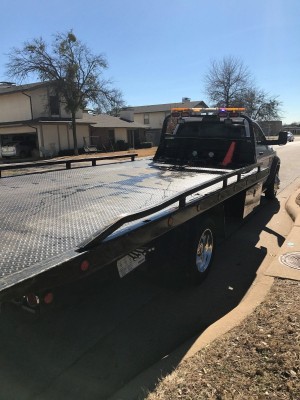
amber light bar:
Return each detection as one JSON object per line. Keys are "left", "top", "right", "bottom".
{"left": 171, "top": 107, "right": 245, "bottom": 114}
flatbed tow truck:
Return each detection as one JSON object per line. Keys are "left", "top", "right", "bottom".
{"left": 0, "top": 108, "right": 287, "bottom": 310}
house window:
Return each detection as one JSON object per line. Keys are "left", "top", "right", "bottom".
{"left": 144, "top": 113, "right": 149, "bottom": 125}
{"left": 50, "top": 95, "right": 60, "bottom": 116}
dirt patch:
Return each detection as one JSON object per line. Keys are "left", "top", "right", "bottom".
{"left": 145, "top": 278, "right": 300, "bottom": 399}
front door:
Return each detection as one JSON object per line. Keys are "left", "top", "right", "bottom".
{"left": 127, "top": 130, "right": 140, "bottom": 148}
{"left": 252, "top": 123, "right": 274, "bottom": 170}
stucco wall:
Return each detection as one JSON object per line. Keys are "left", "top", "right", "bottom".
{"left": 39, "top": 123, "right": 89, "bottom": 154}
{"left": 57, "top": 124, "right": 70, "bottom": 150}
{"left": 76, "top": 124, "right": 90, "bottom": 148}
{"left": 30, "top": 87, "right": 50, "bottom": 119}
{"left": 40, "top": 124, "right": 60, "bottom": 155}
{"left": 114, "top": 128, "right": 128, "bottom": 142}
{"left": 0, "top": 93, "right": 31, "bottom": 122}
{"left": 30, "top": 87, "right": 77, "bottom": 119}
{"left": 0, "top": 86, "right": 80, "bottom": 123}
{"left": 134, "top": 111, "right": 167, "bottom": 129}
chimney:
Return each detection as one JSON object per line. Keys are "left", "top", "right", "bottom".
{"left": 119, "top": 107, "right": 134, "bottom": 122}
{"left": 182, "top": 97, "right": 191, "bottom": 103}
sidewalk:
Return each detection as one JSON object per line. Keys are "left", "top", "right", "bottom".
{"left": 265, "top": 187, "right": 300, "bottom": 281}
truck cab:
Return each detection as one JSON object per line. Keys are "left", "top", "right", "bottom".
{"left": 154, "top": 107, "right": 287, "bottom": 198}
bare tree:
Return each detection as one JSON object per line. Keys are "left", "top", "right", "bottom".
{"left": 6, "top": 30, "right": 124, "bottom": 155}
{"left": 241, "top": 87, "right": 282, "bottom": 121}
{"left": 204, "top": 55, "right": 282, "bottom": 121}
{"left": 204, "top": 56, "right": 252, "bottom": 107}
{"left": 95, "top": 90, "right": 126, "bottom": 116}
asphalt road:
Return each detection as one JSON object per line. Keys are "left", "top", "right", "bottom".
{"left": 0, "top": 138, "right": 299, "bottom": 400}
{"left": 274, "top": 136, "right": 300, "bottom": 191}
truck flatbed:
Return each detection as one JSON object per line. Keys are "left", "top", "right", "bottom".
{"left": 0, "top": 157, "right": 267, "bottom": 302}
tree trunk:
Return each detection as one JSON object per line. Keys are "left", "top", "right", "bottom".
{"left": 71, "top": 111, "right": 78, "bottom": 156}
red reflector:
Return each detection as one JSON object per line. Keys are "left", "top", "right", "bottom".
{"left": 43, "top": 292, "right": 54, "bottom": 304}
{"left": 80, "top": 260, "right": 90, "bottom": 271}
{"left": 168, "top": 216, "right": 174, "bottom": 227}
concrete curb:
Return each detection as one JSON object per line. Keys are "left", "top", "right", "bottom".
{"left": 286, "top": 187, "right": 300, "bottom": 225}
{"left": 265, "top": 187, "right": 300, "bottom": 281}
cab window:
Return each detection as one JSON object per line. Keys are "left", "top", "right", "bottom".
{"left": 253, "top": 124, "right": 266, "bottom": 144}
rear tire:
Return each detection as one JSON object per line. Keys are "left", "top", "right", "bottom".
{"left": 265, "top": 167, "right": 279, "bottom": 199}
{"left": 188, "top": 218, "right": 216, "bottom": 284}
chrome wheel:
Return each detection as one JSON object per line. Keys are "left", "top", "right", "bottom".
{"left": 195, "top": 228, "right": 214, "bottom": 273}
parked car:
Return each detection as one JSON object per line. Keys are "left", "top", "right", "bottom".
{"left": 286, "top": 131, "right": 294, "bottom": 142}
{"left": 1, "top": 141, "right": 35, "bottom": 158}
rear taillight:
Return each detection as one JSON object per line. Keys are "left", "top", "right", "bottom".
{"left": 80, "top": 260, "right": 90, "bottom": 272}
{"left": 43, "top": 292, "right": 54, "bottom": 304}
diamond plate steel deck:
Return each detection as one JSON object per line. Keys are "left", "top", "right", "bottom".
{"left": 0, "top": 159, "right": 228, "bottom": 289}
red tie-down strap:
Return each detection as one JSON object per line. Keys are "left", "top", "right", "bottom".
{"left": 221, "top": 141, "right": 236, "bottom": 166}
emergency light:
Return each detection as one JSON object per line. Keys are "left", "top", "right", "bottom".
{"left": 171, "top": 107, "right": 245, "bottom": 117}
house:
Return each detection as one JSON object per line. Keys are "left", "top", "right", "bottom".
{"left": 79, "top": 111, "right": 149, "bottom": 151}
{"left": 122, "top": 98, "right": 208, "bottom": 145}
{"left": 0, "top": 81, "right": 148, "bottom": 158}
{"left": 0, "top": 81, "right": 74, "bottom": 157}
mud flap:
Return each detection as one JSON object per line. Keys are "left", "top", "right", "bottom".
{"left": 243, "top": 182, "right": 263, "bottom": 218}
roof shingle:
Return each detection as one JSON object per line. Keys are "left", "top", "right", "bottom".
{"left": 79, "top": 112, "right": 148, "bottom": 129}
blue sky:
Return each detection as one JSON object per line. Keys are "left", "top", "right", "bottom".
{"left": 1, "top": 0, "right": 299, "bottom": 123}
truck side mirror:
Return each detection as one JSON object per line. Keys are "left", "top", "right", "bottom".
{"left": 263, "top": 131, "right": 288, "bottom": 146}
